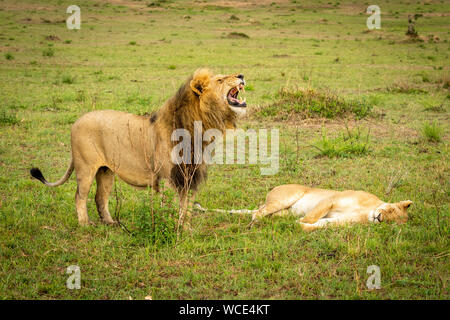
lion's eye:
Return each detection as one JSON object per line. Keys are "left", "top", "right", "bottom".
{"left": 217, "top": 78, "right": 223, "bottom": 83}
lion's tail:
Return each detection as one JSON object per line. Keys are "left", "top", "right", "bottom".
{"left": 30, "top": 158, "right": 74, "bottom": 187}
{"left": 193, "top": 202, "right": 258, "bottom": 215}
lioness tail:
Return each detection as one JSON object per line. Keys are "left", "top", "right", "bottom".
{"left": 30, "top": 159, "right": 74, "bottom": 187}
{"left": 193, "top": 202, "right": 258, "bottom": 215}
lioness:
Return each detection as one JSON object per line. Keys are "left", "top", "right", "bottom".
{"left": 196, "top": 184, "right": 412, "bottom": 232}
{"left": 30, "top": 69, "right": 247, "bottom": 234}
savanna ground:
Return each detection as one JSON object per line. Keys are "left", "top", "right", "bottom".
{"left": 0, "top": 0, "right": 449, "bottom": 300}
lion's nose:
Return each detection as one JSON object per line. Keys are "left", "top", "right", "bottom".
{"left": 237, "top": 74, "right": 244, "bottom": 80}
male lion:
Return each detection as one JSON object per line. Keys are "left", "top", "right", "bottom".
{"left": 30, "top": 69, "right": 247, "bottom": 233}
{"left": 196, "top": 184, "right": 412, "bottom": 232}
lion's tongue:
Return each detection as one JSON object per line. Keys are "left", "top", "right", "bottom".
{"left": 228, "top": 95, "right": 240, "bottom": 103}
{"left": 228, "top": 90, "right": 240, "bottom": 103}
{"left": 228, "top": 87, "right": 246, "bottom": 106}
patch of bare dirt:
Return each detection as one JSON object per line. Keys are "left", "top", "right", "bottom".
{"left": 45, "top": 35, "right": 60, "bottom": 41}
{"left": 0, "top": 3, "right": 54, "bottom": 11}
{"left": 0, "top": 46, "right": 20, "bottom": 52}
{"left": 275, "top": 117, "right": 420, "bottom": 142}
{"left": 201, "top": 0, "right": 291, "bottom": 8}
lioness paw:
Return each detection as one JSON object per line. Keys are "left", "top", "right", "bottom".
{"left": 298, "top": 221, "right": 316, "bottom": 232}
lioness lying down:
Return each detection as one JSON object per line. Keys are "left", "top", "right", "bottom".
{"left": 197, "top": 184, "right": 412, "bottom": 232}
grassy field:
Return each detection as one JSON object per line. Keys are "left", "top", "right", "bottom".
{"left": 0, "top": 0, "right": 449, "bottom": 299}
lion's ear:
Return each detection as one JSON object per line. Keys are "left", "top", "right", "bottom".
{"left": 399, "top": 200, "right": 413, "bottom": 210}
{"left": 190, "top": 68, "right": 212, "bottom": 96}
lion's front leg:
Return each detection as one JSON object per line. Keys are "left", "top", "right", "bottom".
{"left": 298, "top": 217, "right": 345, "bottom": 232}
{"left": 176, "top": 190, "right": 190, "bottom": 239}
{"left": 186, "top": 190, "right": 198, "bottom": 227}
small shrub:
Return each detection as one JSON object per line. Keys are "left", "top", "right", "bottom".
{"left": 62, "top": 74, "right": 75, "bottom": 84}
{"left": 421, "top": 96, "right": 447, "bottom": 112}
{"left": 42, "top": 47, "right": 54, "bottom": 57}
{"left": 422, "top": 121, "right": 443, "bottom": 142}
{"left": 128, "top": 41, "right": 136, "bottom": 45}
{"left": 0, "top": 110, "right": 19, "bottom": 126}
{"left": 132, "top": 186, "right": 177, "bottom": 246}
{"left": 421, "top": 74, "right": 430, "bottom": 83}
{"left": 313, "top": 126, "right": 371, "bottom": 158}
{"left": 255, "top": 87, "right": 372, "bottom": 120}
{"left": 168, "top": 65, "right": 176, "bottom": 70}
{"left": 4, "top": 53, "right": 14, "bottom": 60}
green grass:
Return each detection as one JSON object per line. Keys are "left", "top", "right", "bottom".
{"left": 131, "top": 186, "right": 178, "bottom": 247}
{"left": 313, "top": 126, "right": 371, "bottom": 158}
{"left": 0, "top": 0, "right": 448, "bottom": 300}
{"left": 61, "top": 74, "right": 76, "bottom": 85}
{"left": 422, "top": 121, "right": 444, "bottom": 143}
{"left": 0, "top": 110, "right": 19, "bottom": 126}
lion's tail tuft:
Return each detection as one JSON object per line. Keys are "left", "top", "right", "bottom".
{"left": 30, "top": 167, "right": 48, "bottom": 184}
{"left": 30, "top": 159, "right": 74, "bottom": 187}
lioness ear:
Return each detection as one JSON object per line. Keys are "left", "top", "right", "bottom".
{"left": 190, "top": 68, "right": 212, "bottom": 96}
{"left": 399, "top": 200, "right": 413, "bottom": 209}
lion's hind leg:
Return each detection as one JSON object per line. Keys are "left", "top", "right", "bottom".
{"left": 75, "top": 166, "right": 97, "bottom": 226}
{"left": 299, "top": 199, "right": 333, "bottom": 224}
{"left": 95, "top": 166, "right": 116, "bottom": 225}
{"left": 250, "top": 187, "right": 305, "bottom": 226}
{"left": 249, "top": 201, "right": 288, "bottom": 227}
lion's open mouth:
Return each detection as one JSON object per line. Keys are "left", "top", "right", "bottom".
{"left": 227, "top": 83, "right": 246, "bottom": 108}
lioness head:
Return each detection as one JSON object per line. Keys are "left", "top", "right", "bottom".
{"left": 189, "top": 68, "right": 247, "bottom": 118}
{"left": 375, "top": 200, "right": 412, "bottom": 223}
